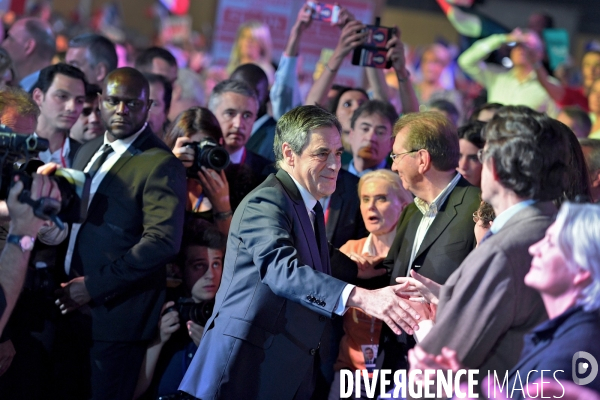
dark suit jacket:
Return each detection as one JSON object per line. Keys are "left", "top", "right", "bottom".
{"left": 326, "top": 169, "right": 367, "bottom": 249}
{"left": 246, "top": 116, "right": 277, "bottom": 162}
{"left": 179, "top": 169, "right": 349, "bottom": 400}
{"left": 244, "top": 148, "right": 275, "bottom": 178}
{"left": 418, "top": 202, "right": 554, "bottom": 378}
{"left": 379, "top": 177, "right": 480, "bottom": 370}
{"left": 70, "top": 126, "right": 186, "bottom": 342}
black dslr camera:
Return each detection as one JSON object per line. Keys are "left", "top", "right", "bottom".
{"left": 162, "top": 297, "right": 215, "bottom": 327}
{"left": 0, "top": 124, "right": 91, "bottom": 229}
{"left": 185, "top": 139, "right": 230, "bottom": 177}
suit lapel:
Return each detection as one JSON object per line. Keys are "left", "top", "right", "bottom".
{"left": 392, "top": 207, "right": 420, "bottom": 278}
{"left": 412, "top": 183, "right": 466, "bottom": 261}
{"left": 86, "top": 128, "right": 153, "bottom": 214}
{"left": 73, "top": 136, "right": 104, "bottom": 171}
{"left": 276, "top": 170, "right": 325, "bottom": 273}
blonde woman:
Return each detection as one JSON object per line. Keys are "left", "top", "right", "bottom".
{"left": 226, "top": 21, "right": 275, "bottom": 85}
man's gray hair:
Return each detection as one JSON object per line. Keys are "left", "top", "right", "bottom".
{"left": 274, "top": 105, "right": 341, "bottom": 168}
{"left": 554, "top": 202, "right": 600, "bottom": 312}
{"left": 175, "top": 68, "right": 205, "bottom": 105}
{"left": 208, "top": 79, "right": 258, "bottom": 113}
{"left": 579, "top": 138, "right": 600, "bottom": 173}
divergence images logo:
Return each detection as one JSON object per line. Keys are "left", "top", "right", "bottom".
{"left": 572, "top": 351, "right": 598, "bottom": 385}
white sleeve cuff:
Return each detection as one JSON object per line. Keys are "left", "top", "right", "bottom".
{"left": 334, "top": 284, "right": 356, "bottom": 316}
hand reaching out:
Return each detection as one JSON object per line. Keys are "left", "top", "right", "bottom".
{"left": 346, "top": 252, "right": 386, "bottom": 279}
{"left": 395, "top": 270, "right": 441, "bottom": 305}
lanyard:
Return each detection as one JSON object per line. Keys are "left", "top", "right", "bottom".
{"left": 59, "top": 136, "right": 67, "bottom": 167}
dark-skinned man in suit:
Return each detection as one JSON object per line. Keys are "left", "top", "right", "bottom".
{"left": 52, "top": 67, "right": 186, "bottom": 400}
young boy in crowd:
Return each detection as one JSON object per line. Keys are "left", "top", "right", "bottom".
{"left": 134, "top": 220, "right": 226, "bottom": 399}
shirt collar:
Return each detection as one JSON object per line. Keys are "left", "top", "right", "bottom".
{"left": 102, "top": 122, "right": 147, "bottom": 155}
{"left": 229, "top": 147, "right": 245, "bottom": 164}
{"left": 289, "top": 173, "right": 317, "bottom": 212}
{"left": 20, "top": 70, "right": 40, "bottom": 92}
{"left": 490, "top": 199, "right": 536, "bottom": 234}
{"left": 348, "top": 158, "right": 388, "bottom": 177}
{"left": 414, "top": 172, "right": 462, "bottom": 215}
{"left": 251, "top": 114, "right": 271, "bottom": 135}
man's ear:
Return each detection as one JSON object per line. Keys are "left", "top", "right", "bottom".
{"left": 32, "top": 88, "right": 44, "bottom": 106}
{"left": 23, "top": 38, "right": 35, "bottom": 57}
{"left": 171, "top": 83, "right": 182, "bottom": 101}
{"left": 417, "top": 149, "right": 431, "bottom": 174}
{"left": 95, "top": 62, "right": 108, "bottom": 84}
{"left": 281, "top": 142, "right": 294, "bottom": 167}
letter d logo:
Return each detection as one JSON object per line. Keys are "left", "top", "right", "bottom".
{"left": 572, "top": 351, "right": 598, "bottom": 385}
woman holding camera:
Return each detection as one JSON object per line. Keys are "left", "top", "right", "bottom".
{"left": 163, "top": 107, "right": 233, "bottom": 236}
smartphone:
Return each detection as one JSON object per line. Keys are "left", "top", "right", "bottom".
{"left": 307, "top": 2, "right": 340, "bottom": 24}
{"left": 362, "top": 25, "right": 396, "bottom": 47}
{"left": 351, "top": 47, "right": 392, "bottom": 69}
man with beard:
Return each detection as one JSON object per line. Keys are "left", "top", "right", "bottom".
{"left": 345, "top": 100, "right": 397, "bottom": 177}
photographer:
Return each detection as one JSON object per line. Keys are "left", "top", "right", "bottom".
{"left": 0, "top": 173, "right": 61, "bottom": 335}
{"left": 163, "top": 107, "right": 233, "bottom": 236}
{"left": 134, "top": 220, "right": 226, "bottom": 399}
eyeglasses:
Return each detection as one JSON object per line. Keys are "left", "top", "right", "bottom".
{"left": 477, "top": 149, "right": 488, "bottom": 163}
{"left": 390, "top": 150, "right": 419, "bottom": 163}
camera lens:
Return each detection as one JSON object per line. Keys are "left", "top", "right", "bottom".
{"left": 204, "top": 147, "right": 230, "bottom": 171}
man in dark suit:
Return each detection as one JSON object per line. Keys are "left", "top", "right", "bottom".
{"left": 378, "top": 111, "right": 481, "bottom": 373}
{"left": 179, "top": 105, "right": 419, "bottom": 400}
{"left": 407, "top": 107, "right": 571, "bottom": 395}
{"left": 54, "top": 67, "right": 186, "bottom": 400}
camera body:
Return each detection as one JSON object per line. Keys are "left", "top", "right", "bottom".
{"left": 163, "top": 297, "right": 215, "bottom": 327}
{"left": 185, "top": 139, "right": 230, "bottom": 176}
{"left": 0, "top": 125, "right": 91, "bottom": 227}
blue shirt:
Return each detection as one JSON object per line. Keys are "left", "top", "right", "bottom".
{"left": 490, "top": 199, "right": 536, "bottom": 234}
{"left": 20, "top": 70, "right": 40, "bottom": 93}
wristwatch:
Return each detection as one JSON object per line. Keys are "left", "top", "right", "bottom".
{"left": 7, "top": 234, "right": 35, "bottom": 252}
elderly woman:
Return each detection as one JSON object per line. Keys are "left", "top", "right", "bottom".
{"left": 328, "top": 169, "right": 413, "bottom": 400}
{"left": 404, "top": 202, "right": 600, "bottom": 399}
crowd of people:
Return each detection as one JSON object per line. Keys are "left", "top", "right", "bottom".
{"left": 0, "top": 2, "right": 598, "bottom": 400}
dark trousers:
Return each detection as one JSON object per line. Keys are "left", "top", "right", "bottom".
{"left": 90, "top": 340, "right": 148, "bottom": 400}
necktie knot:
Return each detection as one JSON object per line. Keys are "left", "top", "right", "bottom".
{"left": 87, "top": 144, "right": 114, "bottom": 178}
{"left": 313, "top": 201, "right": 323, "bottom": 217}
